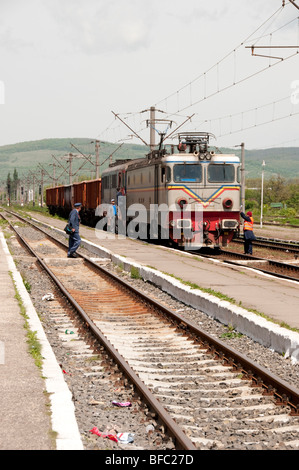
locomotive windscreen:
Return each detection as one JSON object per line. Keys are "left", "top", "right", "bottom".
{"left": 173, "top": 164, "right": 202, "bottom": 183}
{"left": 207, "top": 164, "right": 235, "bottom": 183}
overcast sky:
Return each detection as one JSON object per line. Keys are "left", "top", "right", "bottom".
{"left": 0, "top": 0, "right": 299, "bottom": 150}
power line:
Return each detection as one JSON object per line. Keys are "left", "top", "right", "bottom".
{"left": 154, "top": 6, "right": 286, "bottom": 110}
{"left": 190, "top": 94, "right": 293, "bottom": 128}
{"left": 201, "top": 108, "right": 299, "bottom": 139}
{"left": 96, "top": 4, "right": 299, "bottom": 150}
{"left": 153, "top": 5, "right": 299, "bottom": 121}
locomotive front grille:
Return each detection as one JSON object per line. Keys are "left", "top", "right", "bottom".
{"left": 177, "top": 219, "right": 192, "bottom": 229}
{"left": 221, "top": 219, "right": 238, "bottom": 229}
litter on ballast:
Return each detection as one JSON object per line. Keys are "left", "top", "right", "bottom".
{"left": 42, "top": 293, "right": 54, "bottom": 301}
{"left": 117, "top": 432, "right": 135, "bottom": 444}
{"left": 89, "top": 427, "right": 135, "bottom": 444}
{"left": 112, "top": 400, "right": 132, "bottom": 407}
{"left": 89, "top": 427, "right": 118, "bottom": 442}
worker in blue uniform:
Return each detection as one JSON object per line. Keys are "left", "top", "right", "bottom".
{"left": 107, "top": 199, "right": 118, "bottom": 233}
{"left": 67, "top": 202, "right": 82, "bottom": 258}
{"left": 240, "top": 209, "right": 256, "bottom": 255}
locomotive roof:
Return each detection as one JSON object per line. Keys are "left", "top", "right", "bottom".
{"left": 101, "top": 151, "right": 240, "bottom": 175}
{"left": 163, "top": 153, "right": 240, "bottom": 163}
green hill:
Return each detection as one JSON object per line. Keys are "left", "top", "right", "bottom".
{"left": 0, "top": 138, "right": 146, "bottom": 186}
{"left": 0, "top": 138, "right": 298, "bottom": 187}
{"left": 231, "top": 147, "right": 299, "bottom": 180}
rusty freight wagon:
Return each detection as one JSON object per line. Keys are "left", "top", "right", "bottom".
{"left": 46, "top": 179, "right": 101, "bottom": 226}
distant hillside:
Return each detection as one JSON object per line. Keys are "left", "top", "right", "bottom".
{"left": 0, "top": 138, "right": 146, "bottom": 185}
{"left": 230, "top": 146, "right": 299, "bottom": 180}
{"left": 0, "top": 138, "right": 298, "bottom": 186}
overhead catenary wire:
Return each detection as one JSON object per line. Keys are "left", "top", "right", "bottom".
{"left": 184, "top": 93, "right": 299, "bottom": 139}
{"left": 154, "top": 5, "right": 287, "bottom": 112}
{"left": 95, "top": 3, "right": 299, "bottom": 150}
{"left": 190, "top": 94, "right": 293, "bottom": 127}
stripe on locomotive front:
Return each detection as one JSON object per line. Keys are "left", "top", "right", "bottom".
{"left": 168, "top": 184, "right": 240, "bottom": 208}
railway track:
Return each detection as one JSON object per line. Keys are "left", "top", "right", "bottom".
{"left": 220, "top": 250, "right": 299, "bottom": 282}
{"left": 1, "top": 210, "right": 299, "bottom": 450}
{"left": 189, "top": 248, "right": 299, "bottom": 282}
{"left": 234, "top": 236, "right": 299, "bottom": 255}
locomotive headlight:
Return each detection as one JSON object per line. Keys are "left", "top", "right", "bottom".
{"left": 223, "top": 198, "right": 233, "bottom": 209}
{"left": 176, "top": 198, "right": 188, "bottom": 209}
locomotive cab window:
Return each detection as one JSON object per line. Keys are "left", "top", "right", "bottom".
{"left": 173, "top": 164, "right": 202, "bottom": 183}
{"left": 208, "top": 164, "right": 235, "bottom": 183}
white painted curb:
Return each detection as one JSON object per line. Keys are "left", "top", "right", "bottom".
{"left": 93, "top": 240, "right": 299, "bottom": 364}
{"left": 0, "top": 232, "right": 83, "bottom": 450}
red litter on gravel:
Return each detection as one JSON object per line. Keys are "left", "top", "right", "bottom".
{"left": 89, "top": 427, "right": 118, "bottom": 442}
{"left": 112, "top": 400, "right": 132, "bottom": 407}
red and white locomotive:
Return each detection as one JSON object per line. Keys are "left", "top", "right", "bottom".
{"left": 47, "top": 132, "right": 241, "bottom": 249}
{"left": 101, "top": 132, "right": 241, "bottom": 248}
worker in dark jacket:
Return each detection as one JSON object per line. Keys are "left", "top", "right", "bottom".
{"left": 67, "top": 203, "right": 82, "bottom": 258}
{"left": 240, "top": 210, "right": 256, "bottom": 255}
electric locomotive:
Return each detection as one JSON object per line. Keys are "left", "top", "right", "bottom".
{"left": 101, "top": 132, "right": 241, "bottom": 249}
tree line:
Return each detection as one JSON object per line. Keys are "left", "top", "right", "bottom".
{"left": 246, "top": 175, "right": 299, "bottom": 214}
{"left": 6, "top": 168, "right": 19, "bottom": 202}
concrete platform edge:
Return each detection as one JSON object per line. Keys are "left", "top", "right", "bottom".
{"left": 31, "top": 219, "right": 299, "bottom": 363}
{"left": 0, "top": 231, "right": 84, "bottom": 450}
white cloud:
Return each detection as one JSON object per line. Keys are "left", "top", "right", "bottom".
{"left": 44, "top": 0, "right": 154, "bottom": 55}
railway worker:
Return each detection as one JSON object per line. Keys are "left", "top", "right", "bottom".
{"left": 107, "top": 199, "right": 118, "bottom": 233}
{"left": 240, "top": 210, "right": 256, "bottom": 255}
{"left": 67, "top": 202, "right": 82, "bottom": 258}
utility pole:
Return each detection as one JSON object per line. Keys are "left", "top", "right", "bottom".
{"left": 71, "top": 142, "right": 96, "bottom": 179}
{"left": 32, "top": 175, "right": 35, "bottom": 206}
{"left": 49, "top": 163, "right": 57, "bottom": 187}
{"left": 52, "top": 154, "right": 69, "bottom": 185}
{"left": 241, "top": 142, "right": 245, "bottom": 210}
{"left": 235, "top": 143, "right": 245, "bottom": 210}
{"left": 95, "top": 140, "right": 100, "bottom": 179}
{"left": 40, "top": 169, "right": 44, "bottom": 207}
{"left": 64, "top": 153, "right": 74, "bottom": 185}
{"left": 260, "top": 161, "right": 266, "bottom": 228}
{"left": 150, "top": 106, "right": 156, "bottom": 151}
{"left": 145, "top": 106, "right": 173, "bottom": 151}
{"left": 69, "top": 154, "right": 73, "bottom": 186}
{"left": 26, "top": 176, "right": 30, "bottom": 204}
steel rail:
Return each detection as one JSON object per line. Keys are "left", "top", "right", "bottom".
{"left": 221, "top": 250, "right": 299, "bottom": 281}
{"left": 234, "top": 237, "right": 299, "bottom": 254}
{"left": 1, "top": 211, "right": 196, "bottom": 450}
{"left": 192, "top": 249, "right": 299, "bottom": 283}
{"left": 3, "top": 210, "right": 299, "bottom": 415}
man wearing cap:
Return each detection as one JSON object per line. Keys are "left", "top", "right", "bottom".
{"left": 67, "top": 203, "right": 82, "bottom": 258}
{"left": 107, "top": 199, "right": 118, "bottom": 233}
{"left": 240, "top": 209, "right": 256, "bottom": 255}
